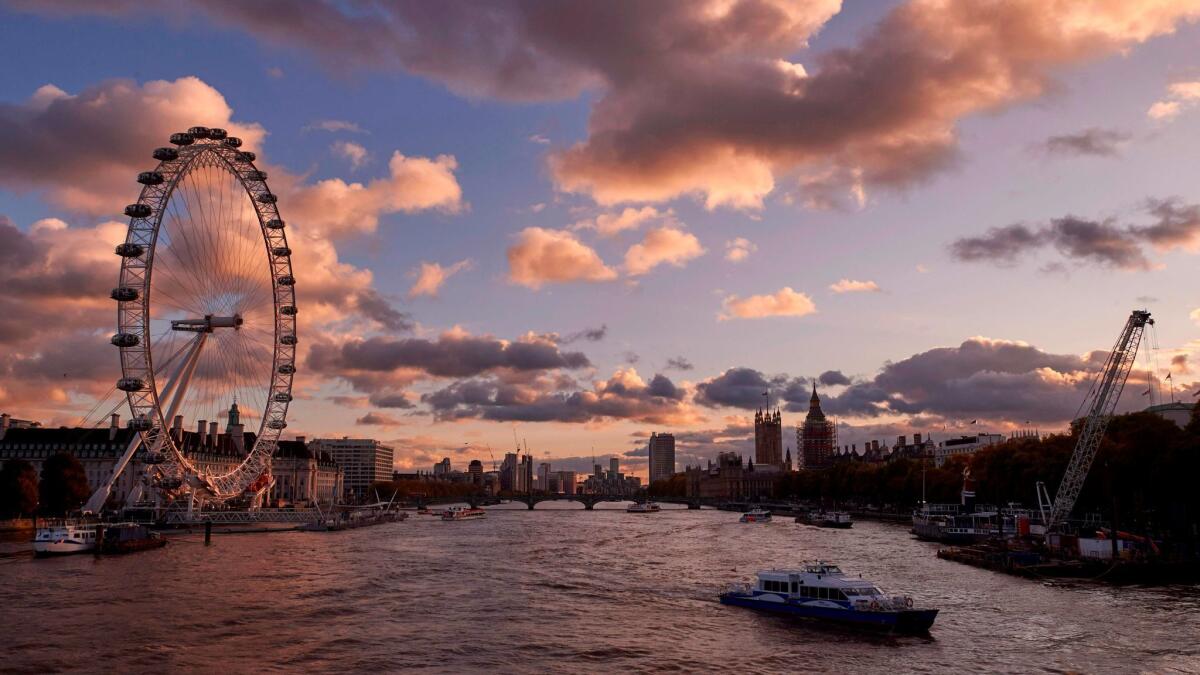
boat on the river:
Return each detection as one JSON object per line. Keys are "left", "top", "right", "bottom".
{"left": 719, "top": 561, "right": 938, "bottom": 633}
{"left": 34, "top": 519, "right": 165, "bottom": 556}
{"left": 441, "top": 506, "right": 487, "bottom": 521}
{"left": 99, "top": 523, "right": 166, "bottom": 554}
{"left": 740, "top": 508, "right": 772, "bottom": 523}
{"left": 302, "top": 503, "right": 408, "bottom": 531}
{"left": 797, "top": 510, "right": 853, "bottom": 528}
{"left": 33, "top": 519, "right": 98, "bottom": 556}
{"left": 627, "top": 501, "right": 661, "bottom": 513}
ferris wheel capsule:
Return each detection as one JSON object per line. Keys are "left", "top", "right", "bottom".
{"left": 111, "top": 333, "right": 140, "bottom": 347}
{"left": 170, "top": 132, "right": 194, "bottom": 146}
{"left": 111, "top": 287, "right": 139, "bottom": 302}
{"left": 187, "top": 126, "right": 210, "bottom": 138}
{"left": 115, "top": 243, "right": 144, "bottom": 257}
{"left": 237, "top": 151, "right": 256, "bottom": 162}
{"left": 124, "top": 203, "right": 152, "bottom": 218}
{"left": 153, "top": 147, "right": 179, "bottom": 161}
{"left": 137, "top": 171, "right": 164, "bottom": 185}
{"left": 223, "top": 136, "right": 242, "bottom": 148}
{"left": 277, "top": 363, "right": 296, "bottom": 375}
{"left": 265, "top": 219, "right": 284, "bottom": 229}
{"left": 245, "top": 170, "right": 267, "bottom": 181}
{"left": 207, "top": 127, "right": 228, "bottom": 140}
{"left": 257, "top": 193, "right": 278, "bottom": 204}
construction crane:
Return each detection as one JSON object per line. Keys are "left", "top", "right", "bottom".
{"left": 1045, "top": 309, "right": 1152, "bottom": 531}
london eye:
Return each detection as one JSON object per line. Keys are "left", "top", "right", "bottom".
{"left": 87, "top": 126, "right": 297, "bottom": 510}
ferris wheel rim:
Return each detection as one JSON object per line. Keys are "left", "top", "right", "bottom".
{"left": 110, "top": 126, "right": 297, "bottom": 501}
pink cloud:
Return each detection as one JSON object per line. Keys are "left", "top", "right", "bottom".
{"left": 719, "top": 287, "right": 816, "bottom": 321}
{"left": 623, "top": 226, "right": 705, "bottom": 276}
{"left": 408, "top": 259, "right": 474, "bottom": 298}
{"left": 507, "top": 227, "right": 617, "bottom": 289}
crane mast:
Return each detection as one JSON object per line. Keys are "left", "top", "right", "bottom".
{"left": 1046, "top": 309, "right": 1152, "bottom": 530}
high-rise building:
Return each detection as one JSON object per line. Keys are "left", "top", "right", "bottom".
{"left": 308, "top": 437, "right": 393, "bottom": 500}
{"left": 500, "top": 452, "right": 518, "bottom": 492}
{"left": 538, "top": 462, "right": 551, "bottom": 491}
{"left": 519, "top": 454, "right": 534, "bottom": 493}
{"left": 609, "top": 456, "right": 620, "bottom": 477}
{"left": 799, "top": 384, "right": 836, "bottom": 469}
{"left": 754, "top": 407, "right": 783, "bottom": 467}
{"left": 647, "top": 432, "right": 676, "bottom": 484}
{"left": 433, "top": 457, "right": 451, "bottom": 477}
{"left": 468, "top": 459, "right": 483, "bottom": 484}
{"left": 559, "top": 470, "right": 577, "bottom": 495}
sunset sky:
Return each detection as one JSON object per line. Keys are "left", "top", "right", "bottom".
{"left": 2, "top": 1, "right": 1200, "bottom": 477}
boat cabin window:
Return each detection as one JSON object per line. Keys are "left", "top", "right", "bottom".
{"left": 761, "top": 580, "right": 789, "bottom": 593}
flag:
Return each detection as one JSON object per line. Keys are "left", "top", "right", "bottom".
{"left": 1142, "top": 388, "right": 1151, "bottom": 396}
{"left": 1166, "top": 372, "right": 1172, "bottom": 380}
{"left": 970, "top": 419, "right": 977, "bottom": 424}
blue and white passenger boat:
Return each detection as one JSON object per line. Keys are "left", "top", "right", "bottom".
{"left": 719, "top": 562, "right": 938, "bottom": 633}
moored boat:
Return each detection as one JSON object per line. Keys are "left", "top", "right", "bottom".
{"left": 99, "top": 523, "right": 166, "bottom": 554}
{"left": 719, "top": 562, "right": 938, "bottom": 633}
{"left": 33, "top": 519, "right": 98, "bottom": 556}
{"left": 441, "top": 506, "right": 487, "bottom": 521}
{"left": 627, "top": 501, "right": 661, "bottom": 513}
{"left": 740, "top": 508, "right": 772, "bottom": 523}
{"left": 797, "top": 510, "right": 853, "bottom": 529}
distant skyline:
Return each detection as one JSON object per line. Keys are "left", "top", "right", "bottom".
{"left": 2, "top": 1, "right": 1200, "bottom": 477}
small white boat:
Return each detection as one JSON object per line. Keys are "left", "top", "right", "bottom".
{"left": 740, "top": 508, "right": 772, "bottom": 523}
{"left": 33, "top": 519, "right": 99, "bottom": 556}
{"left": 441, "top": 506, "right": 487, "bottom": 521}
{"left": 627, "top": 501, "right": 661, "bottom": 513}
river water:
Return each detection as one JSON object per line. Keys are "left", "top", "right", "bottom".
{"left": 1, "top": 504, "right": 1198, "bottom": 674}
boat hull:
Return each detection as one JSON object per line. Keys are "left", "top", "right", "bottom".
{"left": 32, "top": 540, "right": 94, "bottom": 556}
{"left": 719, "top": 594, "right": 937, "bottom": 633}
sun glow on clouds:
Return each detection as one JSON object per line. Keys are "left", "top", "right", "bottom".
{"left": 624, "top": 227, "right": 705, "bottom": 276}
{"left": 829, "top": 279, "right": 881, "bottom": 294}
{"left": 718, "top": 287, "right": 816, "bottom": 321}
{"left": 507, "top": 227, "right": 617, "bottom": 289}
{"left": 408, "top": 259, "right": 474, "bottom": 298}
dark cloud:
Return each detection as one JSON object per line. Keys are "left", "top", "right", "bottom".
{"left": 694, "top": 368, "right": 773, "bottom": 409}
{"left": 817, "top": 337, "right": 1102, "bottom": 424}
{"left": 665, "top": 356, "right": 694, "bottom": 371}
{"left": 1037, "top": 128, "right": 1131, "bottom": 157}
{"left": 368, "top": 392, "right": 416, "bottom": 409}
{"left": 353, "top": 290, "right": 414, "bottom": 332}
{"left": 422, "top": 370, "right": 692, "bottom": 424}
{"left": 356, "top": 411, "right": 403, "bottom": 426}
{"left": 949, "top": 224, "right": 1047, "bottom": 265}
{"left": 694, "top": 368, "right": 805, "bottom": 410}
{"left": 950, "top": 215, "right": 1159, "bottom": 270}
{"left": 953, "top": 198, "right": 1200, "bottom": 270}
{"left": 818, "top": 370, "right": 851, "bottom": 387}
{"left": 308, "top": 332, "right": 592, "bottom": 388}
{"left": 1130, "top": 198, "right": 1200, "bottom": 250}
{"left": 1171, "top": 354, "right": 1191, "bottom": 375}
{"left": 18, "top": 2, "right": 1190, "bottom": 209}
{"left": 560, "top": 324, "right": 607, "bottom": 344}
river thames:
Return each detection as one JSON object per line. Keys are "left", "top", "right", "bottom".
{"left": 2, "top": 505, "right": 1198, "bottom": 674}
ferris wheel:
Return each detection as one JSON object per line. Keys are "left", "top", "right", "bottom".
{"left": 85, "top": 126, "right": 297, "bottom": 510}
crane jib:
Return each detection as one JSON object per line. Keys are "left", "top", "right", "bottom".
{"left": 1047, "top": 310, "right": 1152, "bottom": 530}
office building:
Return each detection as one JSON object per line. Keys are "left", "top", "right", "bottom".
{"left": 647, "top": 432, "right": 676, "bottom": 484}
{"left": 311, "top": 437, "right": 393, "bottom": 500}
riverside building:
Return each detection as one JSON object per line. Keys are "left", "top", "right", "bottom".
{"left": 647, "top": 432, "right": 676, "bottom": 484}
{"left": 310, "top": 437, "right": 393, "bottom": 500}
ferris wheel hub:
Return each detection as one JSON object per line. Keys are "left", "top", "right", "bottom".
{"left": 170, "top": 314, "right": 244, "bottom": 332}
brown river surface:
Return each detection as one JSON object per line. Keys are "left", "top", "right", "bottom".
{"left": 1, "top": 504, "right": 1198, "bottom": 674}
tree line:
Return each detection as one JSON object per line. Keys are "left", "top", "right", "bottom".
{"left": 0, "top": 453, "right": 92, "bottom": 518}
